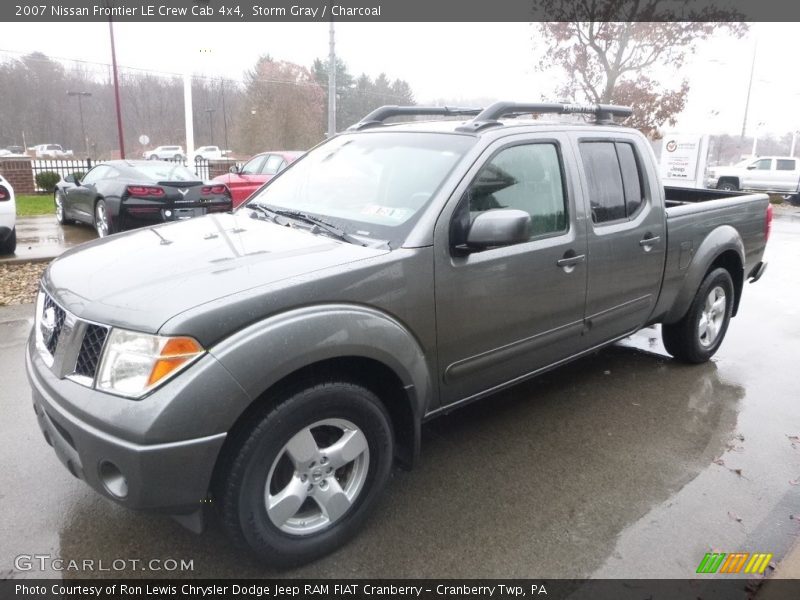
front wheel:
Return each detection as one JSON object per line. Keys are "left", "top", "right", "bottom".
{"left": 54, "top": 191, "right": 66, "bottom": 224}
{"left": 215, "top": 381, "right": 394, "bottom": 567}
{"left": 662, "top": 268, "right": 734, "bottom": 363}
{"left": 717, "top": 180, "right": 739, "bottom": 192}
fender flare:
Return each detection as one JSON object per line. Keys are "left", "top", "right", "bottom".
{"left": 664, "top": 225, "right": 745, "bottom": 324}
{"left": 209, "top": 303, "right": 432, "bottom": 456}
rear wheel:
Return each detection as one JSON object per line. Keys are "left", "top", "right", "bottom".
{"left": 662, "top": 268, "right": 734, "bottom": 363}
{"left": 215, "top": 380, "right": 393, "bottom": 567}
{"left": 0, "top": 227, "right": 16, "bottom": 255}
{"left": 94, "top": 199, "right": 115, "bottom": 238}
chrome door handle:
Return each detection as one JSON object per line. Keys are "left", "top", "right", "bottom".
{"left": 639, "top": 236, "right": 661, "bottom": 247}
{"left": 556, "top": 254, "right": 586, "bottom": 268}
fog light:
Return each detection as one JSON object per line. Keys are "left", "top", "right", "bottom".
{"left": 99, "top": 461, "right": 128, "bottom": 498}
{"left": 165, "top": 210, "right": 172, "bottom": 217}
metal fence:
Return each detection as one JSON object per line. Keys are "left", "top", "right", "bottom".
{"left": 30, "top": 157, "right": 224, "bottom": 191}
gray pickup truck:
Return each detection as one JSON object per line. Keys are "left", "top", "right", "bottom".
{"left": 26, "top": 102, "right": 771, "bottom": 566}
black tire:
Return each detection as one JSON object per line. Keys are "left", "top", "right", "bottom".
{"left": 0, "top": 226, "right": 16, "bottom": 255}
{"left": 716, "top": 180, "right": 739, "bottom": 192}
{"left": 662, "top": 267, "right": 734, "bottom": 363}
{"left": 148, "top": 155, "right": 158, "bottom": 160}
{"left": 215, "top": 380, "right": 394, "bottom": 567}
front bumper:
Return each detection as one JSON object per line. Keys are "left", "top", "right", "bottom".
{"left": 25, "top": 337, "right": 233, "bottom": 515}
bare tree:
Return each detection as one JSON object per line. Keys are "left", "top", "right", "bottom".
{"left": 536, "top": 1, "right": 747, "bottom": 137}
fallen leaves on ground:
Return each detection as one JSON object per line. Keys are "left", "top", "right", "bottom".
{"left": 0, "top": 262, "right": 47, "bottom": 305}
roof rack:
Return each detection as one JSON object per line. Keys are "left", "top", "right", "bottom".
{"left": 455, "top": 102, "right": 633, "bottom": 132}
{"left": 347, "top": 106, "right": 483, "bottom": 131}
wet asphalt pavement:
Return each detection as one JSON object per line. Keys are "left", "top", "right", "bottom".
{"left": 1, "top": 217, "right": 799, "bottom": 580}
{"left": 0, "top": 216, "right": 95, "bottom": 263}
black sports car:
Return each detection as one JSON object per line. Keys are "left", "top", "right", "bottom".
{"left": 54, "top": 160, "right": 232, "bottom": 237}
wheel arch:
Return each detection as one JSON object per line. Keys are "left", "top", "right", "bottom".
{"left": 664, "top": 226, "right": 745, "bottom": 324}
{"left": 717, "top": 176, "right": 740, "bottom": 190}
{"left": 208, "top": 304, "right": 433, "bottom": 471}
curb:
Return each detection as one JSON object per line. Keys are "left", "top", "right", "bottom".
{"left": 0, "top": 255, "right": 56, "bottom": 266}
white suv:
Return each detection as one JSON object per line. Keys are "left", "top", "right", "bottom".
{"left": 142, "top": 145, "right": 184, "bottom": 160}
{"left": 0, "top": 175, "right": 16, "bottom": 255}
{"left": 191, "top": 145, "right": 228, "bottom": 161}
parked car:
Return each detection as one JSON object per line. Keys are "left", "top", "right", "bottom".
{"left": 32, "top": 144, "right": 73, "bottom": 158}
{"left": 53, "top": 160, "right": 231, "bottom": 237}
{"left": 27, "top": 102, "right": 770, "bottom": 567}
{"left": 213, "top": 150, "right": 302, "bottom": 207}
{"left": 143, "top": 145, "right": 184, "bottom": 160}
{"left": 190, "top": 146, "right": 230, "bottom": 162}
{"left": 0, "top": 175, "right": 16, "bottom": 254}
{"left": 706, "top": 155, "right": 800, "bottom": 194}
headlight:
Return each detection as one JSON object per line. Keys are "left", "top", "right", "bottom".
{"left": 96, "top": 329, "right": 204, "bottom": 398}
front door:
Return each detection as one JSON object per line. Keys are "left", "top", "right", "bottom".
{"left": 434, "top": 134, "right": 588, "bottom": 406}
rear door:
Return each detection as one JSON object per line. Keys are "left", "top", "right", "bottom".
{"left": 574, "top": 134, "right": 666, "bottom": 346}
{"left": 434, "top": 133, "right": 588, "bottom": 405}
{"left": 774, "top": 158, "right": 799, "bottom": 192}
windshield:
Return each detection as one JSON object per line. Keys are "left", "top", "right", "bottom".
{"left": 134, "top": 163, "right": 200, "bottom": 182}
{"left": 245, "top": 132, "right": 474, "bottom": 246}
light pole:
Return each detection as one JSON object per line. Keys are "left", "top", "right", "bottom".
{"left": 67, "top": 91, "right": 92, "bottom": 158}
{"left": 205, "top": 108, "right": 215, "bottom": 147}
{"left": 751, "top": 121, "right": 765, "bottom": 157}
{"left": 327, "top": 18, "right": 336, "bottom": 138}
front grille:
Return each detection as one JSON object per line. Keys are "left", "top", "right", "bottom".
{"left": 41, "top": 293, "right": 66, "bottom": 356}
{"left": 74, "top": 324, "right": 109, "bottom": 378}
{"left": 38, "top": 290, "right": 110, "bottom": 385}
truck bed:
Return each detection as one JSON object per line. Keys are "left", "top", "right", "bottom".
{"left": 651, "top": 186, "right": 770, "bottom": 325}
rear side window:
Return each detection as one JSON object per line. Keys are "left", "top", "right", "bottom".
{"left": 579, "top": 141, "right": 645, "bottom": 224}
{"left": 777, "top": 159, "right": 796, "bottom": 171}
{"left": 465, "top": 143, "right": 567, "bottom": 239}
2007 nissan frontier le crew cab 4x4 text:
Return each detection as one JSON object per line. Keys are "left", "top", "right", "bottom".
{"left": 26, "top": 102, "right": 771, "bottom": 566}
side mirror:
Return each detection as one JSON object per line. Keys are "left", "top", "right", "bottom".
{"left": 63, "top": 174, "right": 75, "bottom": 184}
{"left": 746, "top": 165, "right": 756, "bottom": 170}
{"left": 464, "top": 209, "right": 532, "bottom": 250}
{"left": 229, "top": 165, "right": 240, "bottom": 174}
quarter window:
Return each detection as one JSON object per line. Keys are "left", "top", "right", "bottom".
{"left": 776, "top": 159, "right": 796, "bottom": 171}
{"left": 461, "top": 143, "right": 567, "bottom": 241}
{"left": 579, "top": 141, "right": 645, "bottom": 224}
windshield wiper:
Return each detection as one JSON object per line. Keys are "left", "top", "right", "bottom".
{"left": 271, "top": 208, "right": 365, "bottom": 246}
{"left": 247, "top": 202, "right": 283, "bottom": 224}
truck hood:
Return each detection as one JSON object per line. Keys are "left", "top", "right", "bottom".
{"left": 44, "top": 213, "right": 388, "bottom": 333}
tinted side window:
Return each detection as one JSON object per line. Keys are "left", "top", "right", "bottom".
{"left": 777, "top": 159, "right": 796, "bottom": 171}
{"left": 617, "top": 143, "right": 644, "bottom": 216}
{"left": 464, "top": 143, "right": 567, "bottom": 240}
{"left": 580, "top": 142, "right": 626, "bottom": 223}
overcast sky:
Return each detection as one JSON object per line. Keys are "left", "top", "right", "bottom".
{"left": 1, "top": 21, "right": 798, "bottom": 137}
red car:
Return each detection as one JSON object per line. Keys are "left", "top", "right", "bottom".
{"left": 213, "top": 151, "right": 303, "bottom": 207}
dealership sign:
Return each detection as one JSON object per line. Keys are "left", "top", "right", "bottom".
{"left": 659, "top": 133, "right": 709, "bottom": 189}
